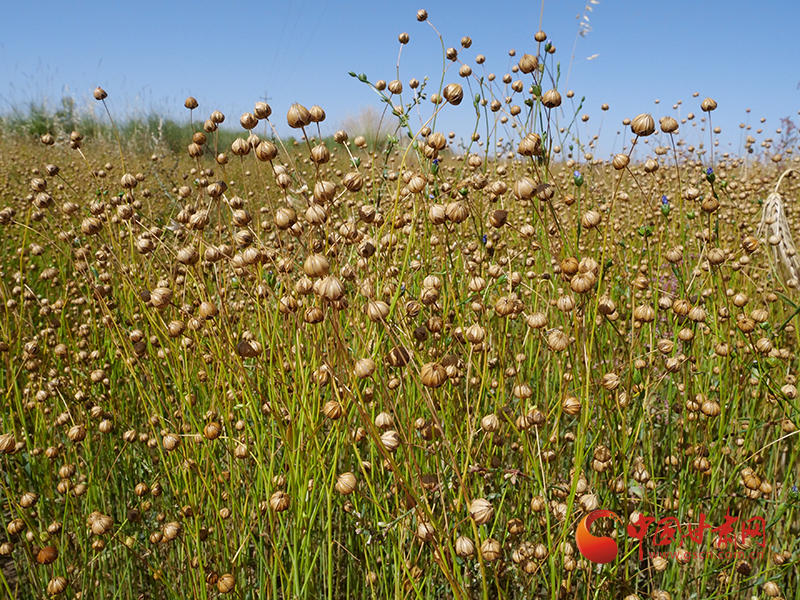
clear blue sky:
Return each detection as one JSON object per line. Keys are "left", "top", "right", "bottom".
{"left": 2, "top": 0, "right": 799, "bottom": 157}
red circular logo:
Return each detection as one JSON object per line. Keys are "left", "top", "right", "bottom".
{"left": 576, "top": 509, "right": 621, "bottom": 564}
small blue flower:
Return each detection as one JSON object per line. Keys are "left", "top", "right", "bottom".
{"left": 482, "top": 234, "right": 488, "bottom": 244}
{"left": 706, "top": 167, "right": 714, "bottom": 175}
{"left": 574, "top": 170, "right": 581, "bottom": 178}
{"left": 432, "top": 158, "right": 440, "bottom": 165}
{"left": 661, "top": 195, "right": 669, "bottom": 205}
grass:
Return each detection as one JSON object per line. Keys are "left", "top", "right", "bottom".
{"left": 0, "top": 9, "right": 799, "bottom": 600}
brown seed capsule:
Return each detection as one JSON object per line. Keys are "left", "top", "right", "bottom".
{"left": 443, "top": 83, "right": 463, "bottom": 106}
{"left": 317, "top": 276, "right": 345, "bottom": 302}
{"left": 335, "top": 472, "right": 357, "bottom": 495}
{"left": 541, "top": 89, "right": 561, "bottom": 108}
{"left": 275, "top": 207, "right": 297, "bottom": 230}
{"left": 322, "top": 400, "right": 343, "bottom": 420}
{"left": 701, "top": 97, "right": 717, "bottom": 112}
{"left": 480, "top": 538, "right": 502, "bottom": 561}
{"left": 94, "top": 87, "right": 108, "bottom": 100}
{"left": 428, "top": 204, "right": 447, "bottom": 225}
{"left": 314, "top": 180, "right": 336, "bottom": 203}
{"left": 184, "top": 96, "right": 198, "bottom": 109}
{"left": 380, "top": 430, "right": 401, "bottom": 452}
{"left": 581, "top": 210, "right": 602, "bottom": 229}
{"left": 660, "top": 116, "right": 679, "bottom": 133}
{"left": 187, "top": 142, "right": 204, "bottom": 157}
{"left": 445, "top": 201, "right": 469, "bottom": 223}
{"left": 399, "top": 32, "right": 410, "bottom": 44}
{"left": 562, "top": 396, "right": 581, "bottom": 416}
{"left": 781, "top": 383, "right": 798, "bottom": 399}
{"left": 665, "top": 247, "right": 683, "bottom": 263}
{"left": 421, "top": 363, "right": 448, "bottom": 388}
{"left": 206, "top": 180, "right": 227, "bottom": 199}
{"left": 217, "top": 573, "right": 236, "bottom": 594}
{"left": 7, "top": 519, "right": 25, "bottom": 536}
{"left": 354, "top": 358, "right": 376, "bottom": 379}
{"left": 519, "top": 54, "right": 538, "bottom": 74}
{"left": 162, "top": 433, "right": 180, "bottom": 452}
{"left": 254, "top": 101, "right": 271, "bottom": 119}
{"left": 631, "top": 113, "right": 656, "bottom": 136}
{"left": 149, "top": 287, "right": 173, "bottom": 310}
{"left": 89, "top": 512, "right": 113, "bottom": 536}
{"left": 612, "top": 153, "right": 630, "bottom": 170}
{"left": 35, "top": 544, "right": 58, "bottom": 565}
{"left": 81, "top": 216, "right": 103, "bottom": 235}
{"left": 270, "top": 491, "right": 290, "bottom": 512}
{"left": 67, "top": 424, "right": 86, "bottom": 443}
{"left": 741, "top": 468, "right": 761, "bottom": 490}
{"left": 455, "top": 535, "right": 475, "bottom": 557}
{"left": 255, "top": 140, "right": 278, "bottom": 162}
{"left": 203, "top": 422, "right": 222, "bottom": 440}
{"left": 287, "top": 103, "right": 312, "bottom": 129}
{"left": 309, "top": 105, "right": 326, "bottom": 122}
{"left": 47, "top": 576, "right": 68, "bottom": 596}
{"left": 342, "top": 171, "right": 363, "bottom": 192}
{"left": 480, "top": 413, "right": 500, "bottom": 433}
{"left": 386, "top": 346, "right": 411, "bottom": 368}
{"left": 365, "top": 300, "right": 390, "bottom": 322}
{"left": 416, "top": 521, "right": 435, "bottom": 542}
{"left": 240, "top": 112, "right": 257, "bottom": 130}
{"left": 489, "top": 209, "right": 507, "bottom": 228}
{"left": 236, "top": 339, "right": 263, "bottom": 358}
{"left": 0, "top": 433, "right": 16, "bottom": 454}
{"left": 742, "top": 235, "right": 759, "bottom": 254}
{"left": 303, "top": 253, "right": 330, "bottom": 278}
{"left": 465, "top": 323, "right": 486, "bottom": 344}
{"left": 469, "top": 498, "right": 494, "bottom": 524}
{"left": 416, "top": 9, "right": 428, "bottom": 21}
{"left": 547, "top": 330, "right": 570, "bottom": 352}
{"left": 518, "top": 133, "right": 542, "bottom": 157}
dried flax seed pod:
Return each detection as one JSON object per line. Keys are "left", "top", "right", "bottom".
{"left": 380, "top": 430, "right": 401, "bottom": 452}
{"left": 47, "top": 577, "right": 68, "bottom": 596}
{"left": 581, "top": 210, "right": 601, "bottom": 229}
{"left": 217, "top": 573, "right": 236, "bottom": 594}
{"left": 660, "top": 116, "right": 679, "bottom": 133}
{"left": 701, "top": 97, "right": 717, "bottom": 112}
{"left": 287, "top": 103, "right": 312, "bottom": 129}
{"left": 612, "top": 154, "right": 629, "bottom": 170}
{"left": 480, "top": 538, "right": 502, "bottom": 561}
{"left": 270, "top": 491, "right": 290, "bottom": 512}
{"left": 443, "top": 83, "right": 463, "bottom": 105}
{"left": 37, "top": 546, "right": 58, "bottom": 565}
{"left": 455, "top": 536, "right": 475, "bottom": 557}
{"left": 421, "top": 363, "right": 448, "bottom": 388}
{"left": 631, "top": 113, "right": 655, "bottom": 137}
{"left": 541, "top": 89, "right": 561, "bottom": 108}
{"left": 469, "top": 498, "right": 494, "bottom": 524}
{"left": 519, "top": 54, "right": 538, "bottom": 73}
{"left": 335, "top": 472, "right": 357, "bottom": 495}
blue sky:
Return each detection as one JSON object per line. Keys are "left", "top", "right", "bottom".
{"left": 2, "top": 0, "right": 799, "bottom": 157}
